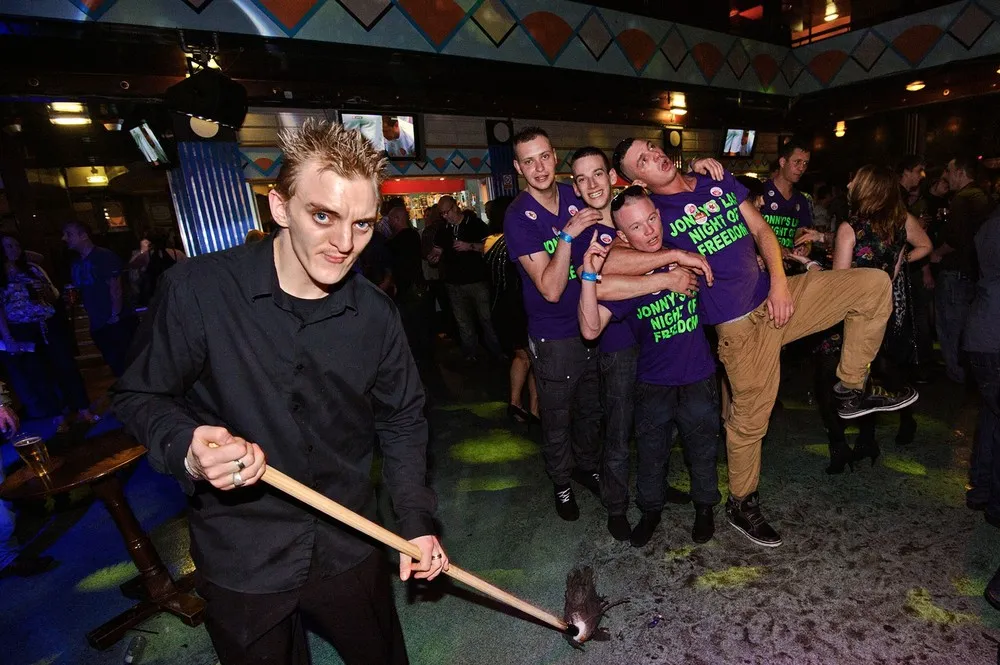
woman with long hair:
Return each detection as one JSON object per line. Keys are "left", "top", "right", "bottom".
{"left": 483, "top": 196, "right": 539, "bottom": 424}
{"left": 814, "top": 165, "right": 932, "bottom": 472}
{"left": 0, "top": 233, "right": 96, "bottom": 431}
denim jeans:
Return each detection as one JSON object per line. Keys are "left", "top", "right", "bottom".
{"left": 599, "top": 344, "right": 638, "bottom": 515}
{"left": 935, "top": 271, "right": 974, "bottom": 383}
{"left": 529, "top": 336, "right": 602, "bottom": 485}
{"left": 445, "top": 282, "right": 502, "bottom": 359}
{"left": 967, "top": 352, "right": 1000, "bottom": 518}
{"left": 92, "top": 317, "right": 138, "bottom": 377}
{"left": 633, "top": 375, "right": 721, "bottom": 511}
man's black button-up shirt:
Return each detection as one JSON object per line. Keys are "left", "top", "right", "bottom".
{"left": 111, "top": 234, "right": 436, "bottom": 593}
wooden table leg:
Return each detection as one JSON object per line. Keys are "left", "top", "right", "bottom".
{"left": 86, "top": 475, "right": 205, "bottom": 650}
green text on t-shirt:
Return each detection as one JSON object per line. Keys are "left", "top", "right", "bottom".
{"left": 666, "top": 191, "right": 749, "bottom": 256}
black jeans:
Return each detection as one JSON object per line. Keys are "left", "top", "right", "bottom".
{"left": 529, "top": 336, "right": 602, "bottom": 485}
{"left": 633, "top": 376, "right": 721, "bottom": 511}
{"left": 599, "top": 344, "right": 638, "bottom": 516}
{"left": 198, "top": 551, "right": 408, "bottom": 665}
{"left": 968, "top": 352, "right": 1000, "bottom": 518}
{"left": 91, "top": 317, "right": 138, "bottom": 377}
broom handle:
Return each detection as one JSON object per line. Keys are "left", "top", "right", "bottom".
{"left": 261, "top": 466, "right": 571, "bottom": 633}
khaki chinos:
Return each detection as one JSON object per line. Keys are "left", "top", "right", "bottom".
{"left": 716, "top": 268, "right": 892, "bottom": 499}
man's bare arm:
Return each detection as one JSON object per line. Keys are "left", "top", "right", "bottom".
{"left": 518, "top": 246, "right": 574, "bottom": 303}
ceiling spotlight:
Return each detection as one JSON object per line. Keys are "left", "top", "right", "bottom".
{"left": 906, "top": 80, "right": 926, "bottom": 91}
{"left": 824, "top": 1, "right": 838, "bottom": 21}
{"left": 834, "top": 120, "right": 846, "bottom": 138}
{"left": 50, "top": 115, "right": 91, "bottom": 126}
{"left": 49, "top": 101, "right": 85, "bottom": 114}
{"left": 103, "top": 119, "right": 123, "bottom": 131}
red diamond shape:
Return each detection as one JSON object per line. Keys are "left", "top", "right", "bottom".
{"left": 255, "top": 0, "right": 323, "bottom": 35}
{"left": 398, "top": 0, "right": 467, "bottom": 49}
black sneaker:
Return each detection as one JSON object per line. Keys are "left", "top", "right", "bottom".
{"left": 837, "top": 384, "right": 919, "bottom": 420}
{"left": 629, "top": 511, "right": 661, "bottom": 548}
{"left": 692, "top": 504, "right": 715, "bottom": 544}
{"left": 571, "top": 468, "right": 601, "bottom": 498}
{"left": 607, "top": 514, "right": 631, "bottom": 541}
{"left": 554, "top": 484, "right": 579, "bottom": 521}
{"left": 725, "top": 492, "right": 782, "bottom": 547}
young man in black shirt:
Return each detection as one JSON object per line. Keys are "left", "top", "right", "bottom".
{"left": 434, "top": 195, "right": 503, "bottom": 362}
{"left": 112, "top": 120, "right": 446, "bottom": 665}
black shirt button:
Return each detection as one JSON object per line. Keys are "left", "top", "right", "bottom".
{"left": 295, "top": 363, "right": 305, "bottom": 372}
{"left": 292, "top": 403, "right": 301, "bottom": 412}
{"left": 307, "top": 445, "right": 314, "bottom": 453}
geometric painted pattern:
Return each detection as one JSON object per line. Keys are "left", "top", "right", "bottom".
{"left": 336, "top": 0, "right": 392, "bottom": 31}
{"left": 471, "top": 0, "right": 517, "bottom": 47}
{"left": 577, "top": 9, "right": 612, "bottom": 60}
{"left": 16, "top": 0, "right": 1000, "bottom": 96}
{"left": 949, "top": 1, "right": 993, "bottom": 49}
{"left": 851, "top": 30, "right": 888, "bottom": 71}
{"left": 241, "top": 149, "right": 493, "bottom": 180}
{"left": 660, "top": 27, "right": 688, "bottom": 71}
{"left": 727, "top": 40, "right": 751, "bottom": 79}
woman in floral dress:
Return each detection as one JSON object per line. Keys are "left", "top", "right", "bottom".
{"left": 814, "top": 166, "right": 932, "bottom": 472}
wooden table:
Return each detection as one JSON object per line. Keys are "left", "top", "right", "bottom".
{"left": 0, "top": 430, "right": 205, "bottom": 649}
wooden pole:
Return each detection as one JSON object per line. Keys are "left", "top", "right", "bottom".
{"left": 261, "top": 466, "right": 574, "bottom": 635}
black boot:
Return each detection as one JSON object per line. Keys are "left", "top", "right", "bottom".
{"left": 629, "top": 511, "right": 661, "bottom": 548}
{"left": 692, "top": 504, "right": 715, "bottom": 543}
{"left": 725, "top": 492, "right": 782, "bottom": 547}
{"left": 664, "top": 485, "right": 692, "bottom": 504}
{"left": 607, "top": 514, "right": 631, "bottom": 541}
{"left": 571, "top": 468, "right": 601, "bottom": 498}
{"left": 553, "top": 484, "right": 579, "bottom": 521}
{"left": 895, "top": 411, "right": 917, "bottom": 446}
{"left": 852, "top": 431, "right": 880, "bottom": 467}
{"left": 826, "top": 438, "right": 853, "bottom": 474}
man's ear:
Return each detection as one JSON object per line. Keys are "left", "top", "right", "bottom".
{"left": 632, "top": 178, "right": 647, "bottom": 188}
{"left": 571, "top": 179, "right": 581, "bottom": 198}
{"left": 268, "top": 189, "right": 290, "bottom": 229}
{"left": 609, "top": 169, "right": 619, "bottom": 186}
{"left": 616, "top": 229, "right": 631, "bottom": 246}
{"left": 513, "top": 159, "right": 523, "bottom": 177}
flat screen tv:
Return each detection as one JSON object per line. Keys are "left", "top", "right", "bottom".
{"left": 123, "top": 104, "right": 178, "bottom": 167}
{"left": 340, "top": 113, "right": 421, "bottom": 160}
{"left": 721, "top": 128, "right": 757, "bottom": 158}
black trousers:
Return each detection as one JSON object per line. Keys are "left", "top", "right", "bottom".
{"left": 528, "top": 335, "right": 602, "bottom": 485}
{"left": 198, "top": 551, "right": 408, "bottom": 665}
{"left": 90, "top": 317, "right": 137, "bottom": 377}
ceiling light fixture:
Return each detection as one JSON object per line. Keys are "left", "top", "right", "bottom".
{"left": 86, "top": 166, "right": 108, "bottom": 185}
{"left": 50, "top": 116, "right": 91, "bottom": 126}
{"left": 103, "top": 119, "right": 123, "bottom": 131}
{"left": 49, "top": 101, "right": 85, "bottom": 114}
{"left": 824, "top": 1, "right": 839, "bottom": 21}
{"left": 834, "top": 120, "right": 846, "bottom": 138}
{"left": 669, "top": 92, "right": 687, "bottom": 116}
{"left": 906, "top": 80, "right": 926, "bottom": 91}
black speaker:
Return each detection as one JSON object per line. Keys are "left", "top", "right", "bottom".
{"left": 164, "top": 69, "right": 248, "bottom": 130}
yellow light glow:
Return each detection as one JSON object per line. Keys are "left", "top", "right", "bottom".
{"left": 824, "top": 1, "right": 838, "bottom": 21}
{"left": 835, "top": 120, "right": 846, "bottom": 138}
{"left": 906, "top": 80, "right": 926, "bottom": 91}
{"left": 670, "top": 107, "right": 688, "bottom": 116}
{"left": 49, "top": 101, "right": 84, "bottom": 113}
{"left": 50, "top": 116, "right": 91, "bottom": 126}
{"left": 669, "top": 91, "right": 687, "bottom": 116}
{"left": 86, "top": 175, "right": 109, "bottom": 185}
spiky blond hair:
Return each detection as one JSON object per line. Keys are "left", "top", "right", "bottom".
{"left": 274, "top": 118, "right": 387, "bottom": 199}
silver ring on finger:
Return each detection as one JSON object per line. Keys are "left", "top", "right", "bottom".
{"left": 233, "top": 471, "right": 244, "bottom": 487}
{"left": 431, "top": 553, "right": 443, "bottom": 561}
{"left": 235, "top": 458, "right": 246, "bottom": 471}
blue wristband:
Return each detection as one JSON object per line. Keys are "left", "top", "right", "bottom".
{"left": 558, "top": 231, "right": 574, "bottom": 244}
{"left": 580, "top": 271, "right": 599, "bottom": 282}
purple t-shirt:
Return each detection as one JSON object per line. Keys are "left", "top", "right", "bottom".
{"left": 603, "top": 268, "right": 714, "bottom": 386}
{"left": 569, "top": 221, "right": 636, "bottom": 354}
{"left": 504, "top": 182, "right": 588, "bottom": 340}
{"left": 651, "top": 172, "right": 770, "bottom": 325}
{"left": 762, "top": 179, "right": 813, "bottom": 249}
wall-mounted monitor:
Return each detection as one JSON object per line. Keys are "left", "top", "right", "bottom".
{"left": 130, "top": 122, "right": 170, "bottom": 166}
{"left": 123, "top": 104, "right": 178, "bottom": 167}
{"left": 340, "top": 112, "right": 422, "bottom": 160}
{"left": 722, "top": 128, "right": 757, "bottom": 158}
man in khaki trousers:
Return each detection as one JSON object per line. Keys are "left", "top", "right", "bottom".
{"left": 606, "top": 138, "right": 917, "bottom": 547}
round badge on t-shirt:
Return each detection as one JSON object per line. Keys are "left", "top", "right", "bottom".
{"left": 770, "top": 202, "right": 778, "bottom": 211}
{"left": 525, "top": 210, "right": 537, "bottom": 220}
{"left": 598, "top": 232, "right": 614, "bottom": 246}
{"left": 710, "top": 187, "right": 723, "bottom": 197}
{"left": 568, "top": 205, "right": 579, "bottom": 216}
{"left": 684, "top": 203, "right": 698, "bottom": 215}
